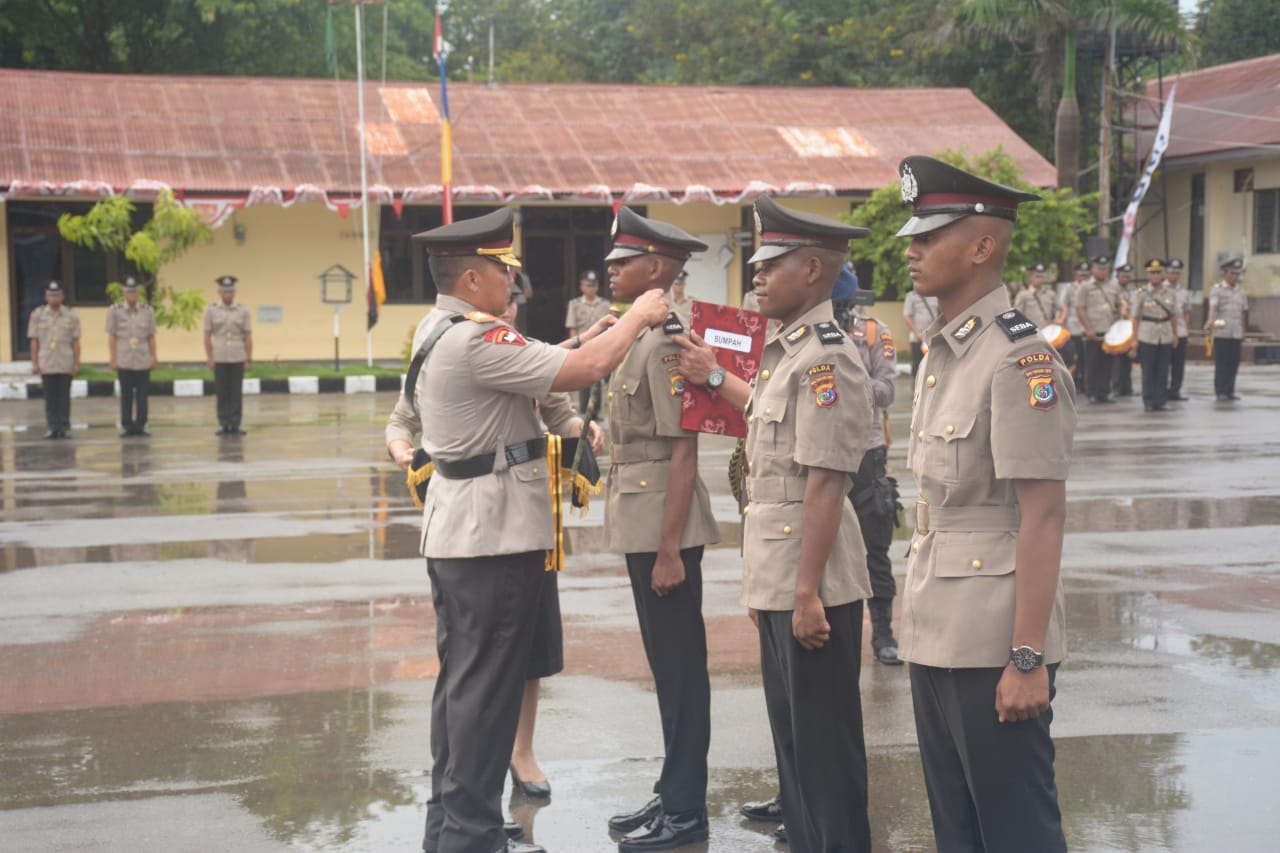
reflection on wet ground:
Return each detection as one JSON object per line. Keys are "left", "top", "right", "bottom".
{"left": 2, "top": 364, "right": 1279, "bottom": 851}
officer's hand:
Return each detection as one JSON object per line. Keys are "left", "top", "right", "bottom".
{"left": 995, "top": 663, "right": 1050, "bottom": 723}
{"left": 586, "top": 420, "right": 604, "bottom": 454}
{"left": 1085, "top": 329, "right": 1098, "bottom": 341}
{"left": 792, "top": 594, "right": 830, "bottom": 650}
{"left": 672, "top": 331, "right": 716, "bottom": 385}
{"left": 109, "top": 359, "right": 118, "bottom": 372}
{"left": 748, "top": 608, "right": 759, "bottom": 628}
{"left": 631, "top": 289, "right": 670, "bottom": 327}
{"left": 32, "top": 363, "right": 41, "bottom": 375}
{"left": 389, "top": 443, "right": 416, "bottom": 470}
{"left": 206, "top": 358, "right": 215, "bottom": 370}
{"left": 150, "top": 357, "right": 158, "bottom": 370}
{"left": 651, "top": 550, "right": 686, "bottom": 597}
{"left": 72, "top": 362, "right": 80, "bottom": 377}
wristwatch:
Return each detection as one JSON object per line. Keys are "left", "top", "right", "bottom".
{"left": 1010, "top": 645, "right": 1045, "bottom": 673}
{"left": 707, "top": 366, "right": 727, "bottom": 389}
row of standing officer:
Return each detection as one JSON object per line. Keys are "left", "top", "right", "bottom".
{"left": 25, "top": 275, "right": 251, "bottom": 438}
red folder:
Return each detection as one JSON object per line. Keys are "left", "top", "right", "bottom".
{"left": 680, "top": 300, "right": 768, "bottom": 438}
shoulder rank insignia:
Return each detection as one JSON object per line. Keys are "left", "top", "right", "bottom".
{"left": 785, "top": 324, "right": 810, "bottom": 344}
{"left": 815, "top": 321, "right": 844, "bottom": 345}
{"left": 952, "top": 315, "right": 981, "bottom": 342}
{"left": 465, "top": 310, "right": 498, "bottom": 322}
{"left": 662, "top": 312, "right": 685, "bottom": 336}
{"left": 995, "top": 309, "right": 1038, "bottom": 341}
{"left": 482, "top": 326, "right": 527, "bottom": 346}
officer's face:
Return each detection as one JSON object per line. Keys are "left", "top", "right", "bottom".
{"left": 607, "top": 255, "right": 647, "bottom": 301}
{"left": 124, "top": 288, "right": 139, "bottom": 306}
{"left": 903, "top": 223, "right": 971, "bottom": 297}
{"left": 1223, "top": 268, "right": 1240, "bottom": 285}
{"left": 220, "top": 289, "right": 236, "bottom": 305}
{"left": 1029, "top": 272, "right": 1045, "bottom": 288}
{"left": 1146, "top": 271, "right": 1163, "bottom": 288}
{"left": 1117, "top": 272, "right": 1131, "bottom": 286}
{"left": 579, "top": 278, "right": 598, "bottom": 297}
{"left": 470, "top": 259, "right": 514, "bottom": 316}
{"left": 1091, "top": 264, "right": 1109, "bottom": 282}
{"left": 1167, "top": 270, "right": 1180, "bottom": 284}
{"left": 750, "top": 252, "right": 810, "bottom": 321}
{"left": 45, "top": 290, "right": 63, "bottom": 308}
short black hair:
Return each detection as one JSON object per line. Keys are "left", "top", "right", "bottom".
{"left": 428, "top": 255, "right": 485, "bottom": 293}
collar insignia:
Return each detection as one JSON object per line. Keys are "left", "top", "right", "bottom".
{"left": 952, "top": 315, "right": 981, "bottom": 342}
{"left": 785, "top": 324, "right": 809, "bottom": 344}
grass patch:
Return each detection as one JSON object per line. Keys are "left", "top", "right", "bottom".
{"left": 77, "top": 363, "right": 402, "bottom": 382}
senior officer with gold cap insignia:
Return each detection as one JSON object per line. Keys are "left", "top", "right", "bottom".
{"left": 599, "top": 207, "right": 721, "bottom": 853}
{"left": 1132, "top": 259, "right": 1177, "bottom": 412}
{"left": 676, "top": 195, "right": 876, "bottom": 852}
{"left": 895, "top": 155, "right": 1076, "bottom": 853}
{"left": 385, "top": 208, "right": 670, "bottom": 853}
{"left": 203, "top": 275, "right": 252, "bottom": 435}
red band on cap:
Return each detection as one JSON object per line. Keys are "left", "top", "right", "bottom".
{"left": 915, "top": 193, "right": 1018, "bottom": 209}
{"left": 613, "top": 232, "right": 689, "bottom": 258}
{"left": 760, "top": 231, "right": 848, "bottom": 251}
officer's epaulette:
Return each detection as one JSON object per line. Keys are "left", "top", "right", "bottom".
{"left": 662, "top": 312, "right": 685, "bottom": 336}
{"left": 994, "top": 309, "right": 1038, "bottom": 341}
{"left": 464, "top": 310, "right": 498, "bottom": 323}
{"left": 815, "top": 321, "right": 845, "bottom": 345}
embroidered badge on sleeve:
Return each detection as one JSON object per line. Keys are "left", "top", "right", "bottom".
{"left": 807, "top": 363, "right": 838, "bottom": 408}
{"left": 482, "top": 326, "right": 527, "bottom": 346}
{"left": 1025, "top": 366, "right": 1058, "bottom": 410}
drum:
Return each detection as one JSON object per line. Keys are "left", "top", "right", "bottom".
{"left": 1101, "top": 319, "right": 1134, "bottom": 355}
{"left": 1041, "top": 323, "right": 1070, "bottom": 350}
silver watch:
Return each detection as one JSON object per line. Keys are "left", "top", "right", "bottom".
{"left": 1010, "top": 645, "right": 1045, "bottom": 673}
{"left": 706, "top": 366, "right": 727, "bottom": 389}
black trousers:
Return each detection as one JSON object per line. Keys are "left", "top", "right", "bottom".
{"left": 759, "top": 603, "right": 870, "bottom": 853}
{"left": 213, "top": 362, "right": 244, "bottom": 429}
{"left": 850, "top": 447, "right": 895, "bottom": 603}
{"left": 41, "top": 373, "right": 72, "bottom": 432}
{"left": 423, "top": 551, "right": 546, "bottom": 853}
{"left": 1111, "top": 349, "right": 1133, "bottom": 395}
{"left": 1169, "top": 336, "right": 1187, "bottom": 394}
{"left": 910, "top": 664, "right": 1065, "bottom": 853}
{"left": 1066, "top": 336, "right": 1085, "bottom": 393}
{"left": 1214, "top": 337, "right": 1242, "bottom": 397}
{"left": 910, "top": 341, "right": 925, "bottom": 377}
{"left": 625, "top": 547, "right": 711, "bottom": 814}
{"left": 1083, "top": 338, "right": 1111, "bottom": 400}
{"left": 118, "top": 368, "right": 150, "bottom": 430}
{"left": 1138, "top": 342, "right": 1171, "bottom": 409}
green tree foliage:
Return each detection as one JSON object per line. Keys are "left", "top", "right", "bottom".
{"left": 844, "top": 148, "right": 1095, "bottom": 297}
{"left": 58, "top": 190, "right": 211, "bottom": 330}
{"left": 1196, "top": 0, "right": 1280, "bottom": 67}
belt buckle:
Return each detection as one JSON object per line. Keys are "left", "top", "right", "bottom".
{"left": 915, "top": 498, "right": 930, "bottom": 535}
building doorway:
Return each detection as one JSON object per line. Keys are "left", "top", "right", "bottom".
{"left": 520, "top": 206, "right": 616, "bottom": 344}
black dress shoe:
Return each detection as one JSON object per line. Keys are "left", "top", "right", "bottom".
{"left": 1169, "top": 394, "right": 1188, "bottom": 401}
{"left": 775, "top": 823, "right": 788, "bottom": 843}
{"left": 1229, "top": 395, "right": 1242, "bottom": 401}
{"left": 875, "top": 642, "right": 904, "bottom": 665}
{"left": 509, "top": 764, "right": 551, "bottom": 799}
{"left": 44, "top": 429, "right": 57, "bottom": 439}
{"left": 609, "top": 796, "right": 662, "bottom": 834}
{"left": 740, "top": 794, "right": 783, "bottom": 822}
{"left": 504, "top": 821, "right": 525, "bottom": 840}
{"left": 618, "top": 808, "right": 708, "bottom": 852}
{"left": 494, "top": 840, "right": 544, "bottom": 853}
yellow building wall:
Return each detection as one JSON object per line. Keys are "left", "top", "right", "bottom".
{"left": 0, "top": 206, "right": 10, "bottom": 361}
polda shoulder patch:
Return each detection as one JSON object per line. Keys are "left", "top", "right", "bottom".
{"left": 995, "top": 309, "right": 1038, "bottom": 341}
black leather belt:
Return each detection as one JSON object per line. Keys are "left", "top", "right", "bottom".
{"left": 433, "top": 437, "right": 547, "bottom": 480}
{"left": 1142, "top": 316, "right": 1167, "bottom": 322}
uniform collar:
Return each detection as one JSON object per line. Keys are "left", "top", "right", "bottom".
{"left": 930, "top": 286, "right": 1010, "bottom": 359}
{"left": 772, "top": 301, "right": 836, "bottom": 357}
{"left": 436, "top": 293, "right": 476, "bottom": 314}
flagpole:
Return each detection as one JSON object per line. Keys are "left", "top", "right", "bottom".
{"left": 435, "top": 3, "right": 453, "bottom": 224}
{"left": 355, "top": 3, "right": 374, "bottom": 366}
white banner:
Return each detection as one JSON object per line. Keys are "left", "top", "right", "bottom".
{"left": 1113, "top": 83, "right": 1177, "bottom": 268}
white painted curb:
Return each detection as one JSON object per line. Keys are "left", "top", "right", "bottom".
{"left": 0, "top": 382, "right": 29, "bottom": 400}
{"left": 242, "top": 378, "right": 261, "bottom": 395}
{"left": 71, "top": 380, "right": 88, "bottom": 398}
{"left": 345, "top": 375, "right": 376, "bottom": 394}
{"left": 173, "top": 379, "right": 204, "bottom": 397}
{"left": 288, "top": 376, "right": 319, "bottom": 395}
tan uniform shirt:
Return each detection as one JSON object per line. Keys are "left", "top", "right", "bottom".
{"left": 386, "top": 294, "right": 570, "bottom": 558}
{"left": 1063, "top": 282, "right": 1084, "bottom": 335}
{"left": 563, "top": 296, "right": 611, "bottom": 335}
{"left": 846, "top": 311, "right": 896, "bottom": 451}
{"left": 1080, "top": 279, "right": 1122, "bottom": 333}
{"left": 204, "top": 302, "right": 252, "bottom": 363}
{"left": 27, "top": 306, "right": 81, "bottom": 374}
{"left": 742, "top": 302, "right": 873, "bottom": 610}
{"left": 669, "top": 295, "right": 693, "bottom": 325}
{"left": 901, "top": 287, "right": 1076, "bottom": 668}
{"left": 1012, "top": 286, "right": 1059, "bottom": 328}
{"left": 902, "top": 289, "right": 939, "bottom": 342}
{"left": 1208, "top": 283, "right": 1248, "bottom": 339}
{"left": 1133, "top": 286, "right": 1176, "bottom": 346}
{"left": 1170, "top": 284, "right": 1190, "bottom": 338}
{"left": 106, "top": 303, "right": 157, "bottom": 370}
{"left": 603, "top": 324, "right": 719, "bottom": 554}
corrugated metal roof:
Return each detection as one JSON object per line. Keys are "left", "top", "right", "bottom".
{"left": 0, "top": 69, "right": 1056, "bottom": 196}
{"left": 1145, "top": 54, "right": 1280, "bottom": 162}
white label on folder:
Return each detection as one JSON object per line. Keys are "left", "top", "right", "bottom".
{"left": 705, "top": 328, "right": 752, "bottom": 353}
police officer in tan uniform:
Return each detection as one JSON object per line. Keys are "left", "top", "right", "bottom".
{"left": 1111, "top": 262, "right": 1137, "bottom": 397}
{"left": 600, "top": 207, "right": 719, "bottom": 852}
{"left": 1063, "top": 262, "right": 1090, "bottom": 394}
{"left": 896, "top": 155, "right": 1076, "bottom": 853}
{"left": 1165, "top": 258, "right": 1190, "bottom": 400}
{"left": 1207, "top": 256, "right": 1249, "bottom": 402}
{"left": 669, "top": 270, "right": 693, "bottom": 323}
{"left": 107, "top": 277, "right": 158, "bottom": 436}
{"left": 902, "top": 286, "right": 939, "bottom": 377}
{"left": 203, "top": 275, "right": 252, "bottom": 435}
{"left": 28, "top": 280, "right": 81, "bottom": 439}
{"left": 1012, "top": 263, "right": 1065, "bottom": 328}
{"left": 678, "top": 195, "right": 875, "bottom": 852}
{"left": 1132, "top": 259, "right": 1176, "bottom": 412}
{"left": 1077, "top": 255, "right": 1126, "bottom": 404}
{"left": 563, "top": 269, "right": 610, "bottom": 341}
{"left": 385, "top": 208, "right": 669, "bottom": 853}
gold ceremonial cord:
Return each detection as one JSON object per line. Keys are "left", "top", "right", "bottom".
{"left": 1204, "top": 327, "right": 1214, "bottom": 358}
{"left": 406, "top": 460, "right": 434, "bottom": 509}
{"left": 546, "top": 435, "right": 564, "bottom": 572}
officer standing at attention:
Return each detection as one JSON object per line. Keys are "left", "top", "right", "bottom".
{"left": 1132, "top": 259, "right": 1176, "bottom": 412}
{"left": 841, "top": 268, "right": 903, "bottom": 666}
{"left": 385, "top": 208, "right": 669, "bottom": 853}
{"left": 599, "top": 207, "right": 718, "bottom": 852}
{"left": 1207, "top": 256, "right": 1249, "bottom": 402}
{"left": 669, "top": 269, "right": 693, "bottom": 323}
{"left": 677, "top": 196, "right": 875, "bottom": 852}
{"left": 1063, "top": 261, "right": 1090, "bottom": 394}
{"left": 1164, "top": 258, "right": 1190, "bottom": 400}
{"left": 895, "top": 155, "right": 1076, "bottom": 853}
{"left": 1012, "top": 263, "right": 1065, "bottom": 328}
{"left": 1111, "top": 263, "right": 1136, "bottom": 398}
{"left": 203, "top": 275, "right": 252, "bottom": 435}
{"left": 902, "top": 285, "right": 939, "bottom": 377}
{"left": 107, "top": 277, "right": 158, "bottom": 437}
{"left": 28, "top": 280, "right": 81, "bottom": 439}
{"left": 1077, "top": 255, "right": 1125, "bottom": 404}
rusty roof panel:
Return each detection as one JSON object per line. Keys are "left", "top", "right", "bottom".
{"left": 1140, "top": 55, "right": 1280, "bottom": 161}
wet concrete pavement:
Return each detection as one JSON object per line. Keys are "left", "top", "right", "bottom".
{"left": 1, "top": 363, "right": 1277, "bottom": 852}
